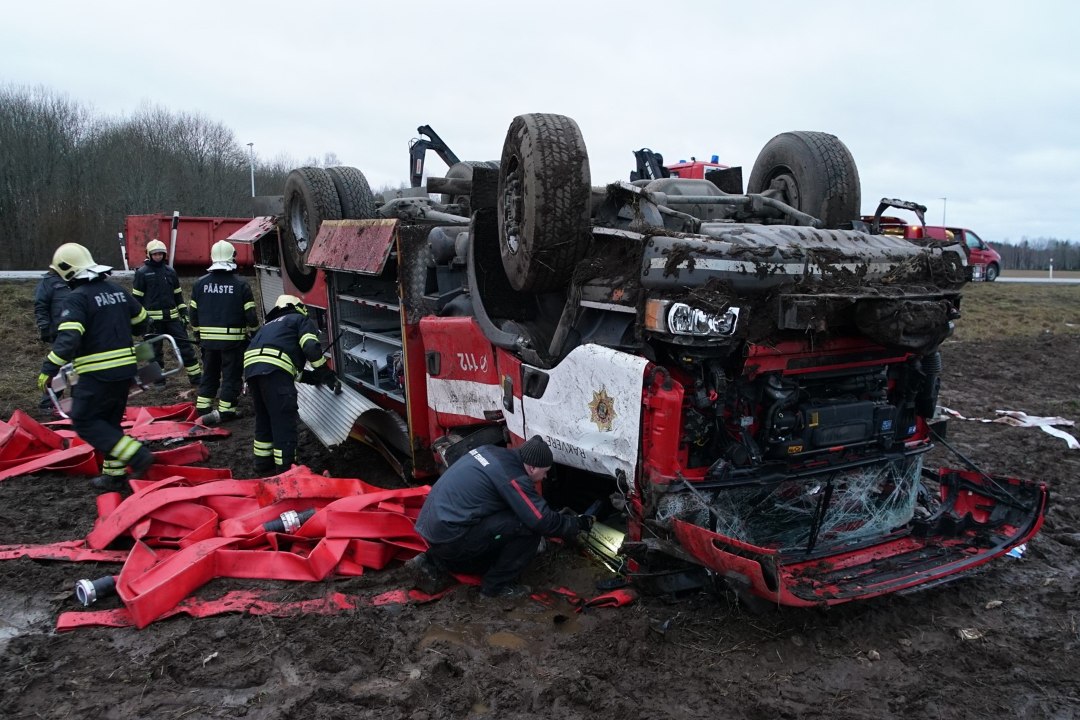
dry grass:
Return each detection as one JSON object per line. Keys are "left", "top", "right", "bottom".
{"left": 2, "top": 277, "right": 1078, "bottom": 417}
{"left": 956, "top": 282, "right": 1080, "bottom": 341}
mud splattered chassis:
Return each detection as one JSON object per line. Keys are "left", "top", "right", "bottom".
{"left": 271, "top": 114, "right": 1046, "bottom": 607}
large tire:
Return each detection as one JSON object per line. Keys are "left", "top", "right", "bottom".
{"left": 497, "top": 114, "right": 591, "bottom": 292}
{"left": 985, "top": 263, "right": 1000, "bottom": 282}
{"left": 747, "top": 131, "right": 861, "bottom": 229}
{"left": 327, "top": 166, "right": 376, "bottom": 219}
{"left": 283, "top": 167, "right": 342, "bottom": 292}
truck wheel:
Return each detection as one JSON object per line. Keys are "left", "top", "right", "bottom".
{"left": 327, "top": 166, "right": 376, "bottom": 219}
{"left": 498, "top": 113, "right": 592, "bottom": 292}
{"left": 985, "top": 263, "right": 1000, "bottom": 281}
{"left": 283, "top": 167, "right": 342, "bottom": 292}
{"left": 747, "top": 131, "right": 861, "bottom": 229}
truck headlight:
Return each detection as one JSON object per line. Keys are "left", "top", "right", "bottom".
{"left": 645, "top": 300, "right": 740, "bottom": 336}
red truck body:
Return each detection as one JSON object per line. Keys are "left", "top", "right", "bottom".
{"left": 237, "top": 115, "right": 1044, "bottom": 608}
{"left": 124, "top": 215, "right": 255, "bottom": 270}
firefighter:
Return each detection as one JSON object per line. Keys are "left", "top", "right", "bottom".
{"left": 33, "top": 266, "right": 71, "bottom": 414}
{"left": 411, "top": 436, "right": 593, "bottom": 598}
{"left": 189, "top": 240, "right": 258, "bottom": 423}
{"left": 37, "top": 243, "right": 155, "bottom": 491}
{"left": 243, "top": 294, "right": 335, "bottom": 474}
{"left": 131, "top": 239, "right": 201, "bottom": 387}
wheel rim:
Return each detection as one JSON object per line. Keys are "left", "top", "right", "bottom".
{"left": 501, "top": 156, "right": 523, "bottom": 255}
{"left": 764, "top": 170, "right": 800, "bottom": 210}
{"left": 288, "top": 197, "right": 309, "bottom": 254}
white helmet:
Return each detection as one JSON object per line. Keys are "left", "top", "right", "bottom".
{"left": 274, "top": 294, "right": 308, "bottom": 316}
{"left": 50, "top": 243, "right": 112, "bottom": 282}
{"left": 208, "top": 240, "right": 237, "bottom": 271}
{"left": 146, "top": 239, "right": 167, "bottom": 259}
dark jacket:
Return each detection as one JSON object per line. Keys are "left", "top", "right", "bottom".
{"left": 414, "top": 445, "right": 578, "bottom": 545}
{"left": 132, "top": 259, "right": 186, "bottom": 321}
{"left": 189, "top": 270, "right": 259, "bottom": 348}
{"left": 41, "top": 277, "right": 148, "bottom": 381}
{"left": 34, "top": 271, "right": 71, "bottom": 341}
{"left": 243, "top": 309, "right": 326, "bottom": 379}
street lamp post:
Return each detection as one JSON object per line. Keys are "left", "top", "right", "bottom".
{"left": 940, "top": 197, "right": 947, "bottom": 227}
{"left": 247, "top": 142, "right": 255, "bottom": 198}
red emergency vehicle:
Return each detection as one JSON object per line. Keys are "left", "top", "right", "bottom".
{"left": 236, "top": 115, "right": 1045, "bottom": 607}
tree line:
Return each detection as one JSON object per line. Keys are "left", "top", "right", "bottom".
{"left": 994, "top": 238, "right": 1080, "bottom": 272}
{"left": 3, "top": 84, "right": 1076, "bottom": 273}
{"left": 0, "top": 85, "right": 301, "bottom": 271}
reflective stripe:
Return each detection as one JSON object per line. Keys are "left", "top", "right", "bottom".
{"left": 243, "top": 301, "right": 256, "bottom": 311}
{"left": 73, "top": 347, "right": 137, "bottom": 374}
{"left": 58, "top": 321, "right": 85, "bottom": 334}
{"left": 190, "top": 299, "right": 199, "bottom": 309}
{"left": 196, "top": 396, "right": 214, "bottom": 410}
{"left": 201, "top": 326, "right": 247, "bottom": 341}
{"left": 147, "top": 308, "right": 180, "bottom": 321}
{"left": 244, "top": 347, "right": 297, "bottom": 375}
{"left": 131, "top": 288, "right": 145, "bottom": 297}
{"left": 310, "top": 356, "right": 327, "bottom": 368}
{"left": 102, "top": 458, "right": 126, "bottom": 478}
{"left": 47, "top": 351, "right": 68, "bottom": 366}
{"left": 131, "top": 308, "right": 148, "bottom": 325}
{"left": 300, "top": 333, "right": 319, "bottom": 347}
{"left": 185, "top": 363, "right": 201, "bottom": 375}
{"left": 109, "top": 435, "right": 142, "bottom": 463}
{"left": 253, "top": 440, "right": 273, "bottom": 458}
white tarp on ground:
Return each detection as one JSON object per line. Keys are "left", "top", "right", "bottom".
{"left": 940, "top": 407, "right": 1080, "bottom": 449}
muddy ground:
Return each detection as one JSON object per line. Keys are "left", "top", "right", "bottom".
{"left": 1, "top": 333, "right": 1079, "bottom": 719}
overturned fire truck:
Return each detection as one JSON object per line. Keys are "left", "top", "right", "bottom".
{"left": 234, "top": 114, "right": 1047, "bottom": 607}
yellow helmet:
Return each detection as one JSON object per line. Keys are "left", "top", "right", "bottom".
{"left": 50, "top": 242, "right": 111, "bottom": 282}
{"left": 273, "top": 294, "right": 308, "bottom": 316}
{"left": 208, "top": 240, "right": 237, "bottom": 270}
{"left": 146, "top": 239, "right": 167, "bottom": 259}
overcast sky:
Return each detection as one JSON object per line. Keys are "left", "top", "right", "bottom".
{"left": 4, "top": 0, "right": 1077, "bottom": 244}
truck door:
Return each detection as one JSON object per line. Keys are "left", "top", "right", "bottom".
{"left": 418, "top": 317, "right": 502, "bottom": 437}
{"left": 518, "top": 344, "right": 649, "bottom": 483}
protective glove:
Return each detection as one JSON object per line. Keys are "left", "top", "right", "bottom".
{"left": 177, "top": 307, "right": 189, "bottom": 325}
{"left": 144, "top": 320, "right": 158, "bottom": 336}
{"left": 313, "top": 365, "right": 337, "bottom": 387}
{"left": 37, "top": 372, "right": 53, "bottom": 392}
{"left": 577, "top": 514, "right": 595, "bottom": 534}
{"left": 39, "top": 328, "right": 53, "bottom": 343}
{"left": 192, "top": 329, "right": 201, "bottom": 343}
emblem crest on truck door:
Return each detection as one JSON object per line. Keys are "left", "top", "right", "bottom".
{"left": 589, "top": 387, "right": 617, "bottom": 432}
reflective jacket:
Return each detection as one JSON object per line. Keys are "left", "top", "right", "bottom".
{"left": 189, "top": 271, "right": 258, "bottom": 349}
{"left": 41, "top": 277, "right": 148, "bottom": 381}
{"left": 414, "top": 444, "right": 579, "bottom": 544}
{"left": 34, "top": 271, "right": 71, "bottom": 340}
{"left": 243, "top": 310, "right": 326, "bottom": 379}
{"left": 132, "top": 259, "right": 186, "bottom": 321}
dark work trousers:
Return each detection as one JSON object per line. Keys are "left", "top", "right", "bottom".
{"left": 147, "top": 319, "right": 200, "bottom": 381}
{"left": 197, "top": 345, "right": 246, "bottom": 415}
{"left": 70, "top": 374, "right": 131, "bottom": 462}
{"left": 425, "top": 510, "right": 541, "bottom": 593}
{"left": 248, "top": 370, "right": 299, "bottom": 469}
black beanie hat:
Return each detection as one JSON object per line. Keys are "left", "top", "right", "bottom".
{"left": 518, "top": 436, "right": 553, "bottom": 468}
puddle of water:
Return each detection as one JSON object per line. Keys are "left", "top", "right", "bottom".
{"left": 0, "top": 603, "right": 52, "bottom": 643}
{"left": 486, "top": 630, "right": 528, "bottom": 650}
